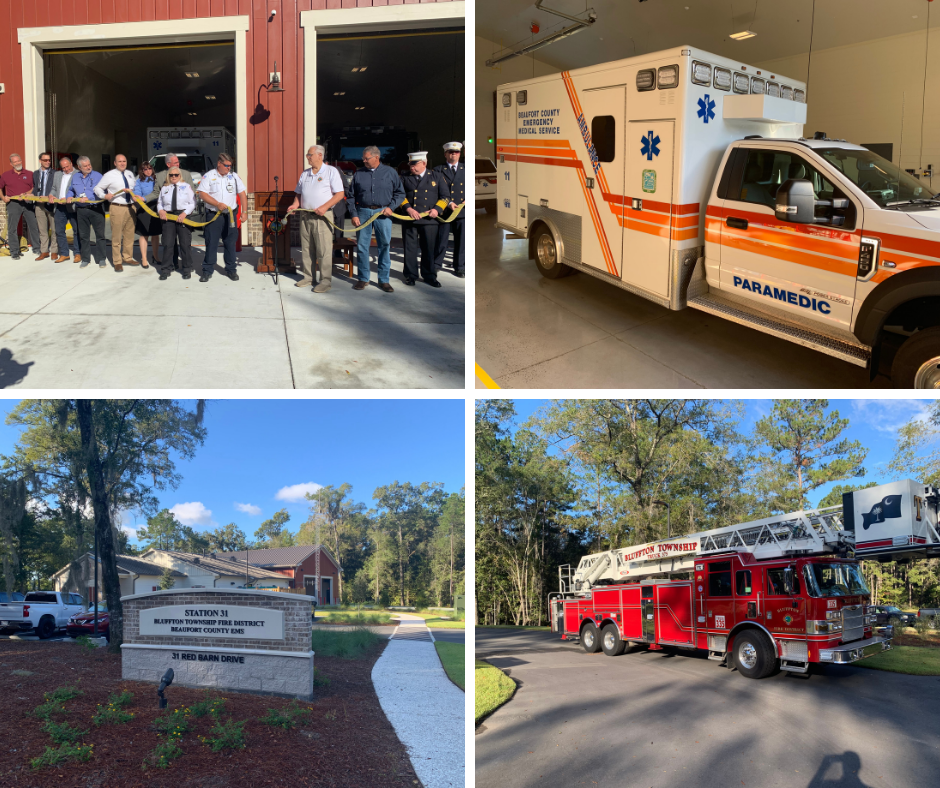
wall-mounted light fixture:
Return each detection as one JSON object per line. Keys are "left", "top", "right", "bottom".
{"left": 267, "top": 60, "right": 285, "bottom": 93}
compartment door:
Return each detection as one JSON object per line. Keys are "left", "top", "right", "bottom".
{"left": 623, "top": 120, "right": 675, "bottom": 297}
{"left": 619, "top": 585, "right": 644, "bottom": 639}
{"left": 657, "top": 584, "right": 694, "bottom": 645}
{"left": 496, "top": 89, "right": 518, "bottom": 228}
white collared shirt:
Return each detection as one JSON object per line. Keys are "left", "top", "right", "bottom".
{"left": 197, "top": 168, "right": 245, "bottom": 210}
{"left": 295, "top": 164, "right": 344, "bottom": 210}
{"left": 58, "top": 171, "right": 75, "bottom": 200}
{"left": 94, "top": 167, "right": 137, "bottom": 205}
{"left": 157, "top": 182, "right": 196, "bottom": 216}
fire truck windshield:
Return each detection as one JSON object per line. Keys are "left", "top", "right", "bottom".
{"left": 804, "top": 563, "right": 869, "bottom": 598}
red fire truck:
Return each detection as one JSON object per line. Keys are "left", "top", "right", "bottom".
{"left": 550, "top": 480, "right": 940, "bottom": 679}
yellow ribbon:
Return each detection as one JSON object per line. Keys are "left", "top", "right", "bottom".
{"left": 288, "top": 202, "right": 464, "bottom": 233}
{"left": 128, "top": 193, "right": 234, "bottom": 229}
{"left": 8, "top": 194, "right": 107, "bottom": 206}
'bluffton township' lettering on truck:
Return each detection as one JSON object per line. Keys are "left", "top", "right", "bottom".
{"left": 518, "top": 108, "right": 562, "bottom": 136}
{"left": 618, "top": 541, "right": 699, "bottom": 564}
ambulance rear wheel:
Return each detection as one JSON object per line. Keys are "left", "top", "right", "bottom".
{"left": 601, "top": 624, "right": 626, "bottom": 656}
{"left": 533, "top": 226, "right": 572, "bottom": 279}
{"left": 733, "top": 630, "right": 776, "bottom": 679}
{"left": 892, "top": 327, "right": 940, "bottom": 388}
{"left": 581, "top": 622, "right": 601, "bottom": 653}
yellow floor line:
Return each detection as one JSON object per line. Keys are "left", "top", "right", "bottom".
{"left": 475, "top": 363, "right": 501, "bottom": 389}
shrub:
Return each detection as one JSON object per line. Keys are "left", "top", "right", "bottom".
{"left": 260, "top": 701, "right": 312, "bottom": 730}
{"left": 189, "top": 692, "right": 226, "bottom": 719}
{"left": 30, "top": 742, "right": 93, "bottom": 770}
{"left": 203, "top": 718, "right": 247, "bottom": 752}
{"left": 41, "top": 720, "right": 88, "bottom": 745}
{"left": 93, "top": 690, "right": 135, "bottom": 726}
{"left": 153, "top": 707, "right": 191, "bottom": 737}
{"left": 914, "top": 615, "right": 932, "bottom": 637}
{"left": 143, "top": 737, "right": 183, "bottom": 770}
{"left": 314, "top": 667, "right": 331, "bottom": 687}
{"left": 75, "top": 635, "right": 98, "bottom": 652}
{"left": 33, "top": 685, "right": 83, "bottom": 720}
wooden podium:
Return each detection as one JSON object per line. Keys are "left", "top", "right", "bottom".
{"left": 254, "top": 191, "right": 296, "bottom": 274}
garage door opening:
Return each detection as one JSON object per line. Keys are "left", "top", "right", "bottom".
{"left": 316, "top": 28, "right": 464, "bottom": 172}
{"left": 43, "top": 41, "right": 236, "bottom": 178}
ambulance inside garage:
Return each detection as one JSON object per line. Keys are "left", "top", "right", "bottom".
{"left": 475, "top": 0, "right": 940, "bottom": 390}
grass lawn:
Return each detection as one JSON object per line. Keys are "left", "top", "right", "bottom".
{"left": 314, "top": 610, "right": 394, "bottom": 626}
{"left": 475, "top": 659, "right": 516, "bottom": 723}
{"left": 856, "top": 645, "right": 940, "bottom": 675}
{"left": 434, "top": 642, "right": 465, "bottom": 690}
{"left": 310, "top": 626, "right": 382, "bottom": 659}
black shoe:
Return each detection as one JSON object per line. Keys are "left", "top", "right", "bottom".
{"left": 404, "top": 278, "right": 416, "bottom": 286}
{"left": 199, "top": 274, "right": 210, "bottom": 283}
{"left": 227, "top": 270, "right": 239, "bottom": 281}
{"left": 182, "top": 273, "right": 191, "bottom": 280}
{"left": 424, "top": 279, "right": 442, "bottom": 288}
{"left": 453, "top": 271, "right": 465, "bottom": 278}
{"left": 159, "top": 273, "right": 169, "bottom": 281}
{"left": 10, "top": 255, "right": 21, "bottom": 260}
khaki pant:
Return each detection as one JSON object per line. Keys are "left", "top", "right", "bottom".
{"left": 298, "top": 210, "right": 334, "bottom": 286}
{"left": 109, "top": 203, "right": 136, "bottom": 264}
{"left": 34, "top": 203, "right": 58, "bottom": 255}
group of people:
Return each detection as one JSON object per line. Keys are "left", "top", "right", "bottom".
{"left": 1, "top": 139, "right": 466, "bottom": 292}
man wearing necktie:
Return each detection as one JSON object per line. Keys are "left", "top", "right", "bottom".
{"left": 32, "top": 152, "right": 58, "bottom": 260}
{"left": 95, "top": 154, "right": 138, "bottom": 272}
{"left": 157, "top": 167, "right": 197, "bottom": 280}
{"left": 432, "top": 141, "right": 466, "bottom": 278}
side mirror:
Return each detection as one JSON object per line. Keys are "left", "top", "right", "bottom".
{"left": 775, "top": 179, "right": 816, "bottom": 223}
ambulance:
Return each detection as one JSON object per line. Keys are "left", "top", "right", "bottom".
{"left": 496, "top": 46, "right": 940, "bottom": 388}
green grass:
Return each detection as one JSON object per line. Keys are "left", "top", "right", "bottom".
{"left": 310, "top": 625, "right": 381, "bottom": 659}
{"left": 475, "top": 659, "right": 516, "bottom": 723}
{"left": 856, "top": 645, "right": 940, "bottom": 675}
{"left": 435, "top": 642, "right": 465, "bottom": 690}
{"left": 315, "top": 610, "right": 393, "bottom": 625}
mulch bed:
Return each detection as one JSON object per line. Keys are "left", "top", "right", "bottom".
{"left": 0, "top": 640, "right": 422, "bottom": 788}
{"left": 894, "top": 631, "right": 940, "bottom": 648}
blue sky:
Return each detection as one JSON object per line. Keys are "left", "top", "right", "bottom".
{"left": 0, "top": 399, "right": 465, "bottom": 546}
{"left": 499, "top": 398, "right": 935, "bottom": 508}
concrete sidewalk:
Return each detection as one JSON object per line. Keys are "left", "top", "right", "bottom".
{"left": 0, "top": 244, "right": 464, "bottom": 389}
{"left": 372, "top": 613, "right": 464, "bottom": 788}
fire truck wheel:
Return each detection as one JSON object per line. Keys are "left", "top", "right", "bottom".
{"left": 733, "top": 630, "right": 776, "bottom": 679}
{"left": 892, "top": 327, "right": 940, "bottom": 388}
{"left": 581, "top": 622, "right": 601, "bottom": 653}
{"left": 601, "top": 624, "right": 626, "bottom": 656}
{"left": 533, "top": 226, "right": 572, "bottom": 279}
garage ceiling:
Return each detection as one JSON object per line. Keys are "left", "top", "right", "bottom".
{"left": 478, "top": 0, "right": 940, "bottom": 72}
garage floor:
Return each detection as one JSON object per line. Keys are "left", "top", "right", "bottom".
{"left": 474, "top": 212, "right": 887, "bottom": 389}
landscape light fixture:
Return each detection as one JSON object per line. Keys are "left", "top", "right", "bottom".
{"left": 729, "top": 30, "right": 757, "bottom": 40}
{"left": 157, "top": 668, "right": 174, "bottom": 709}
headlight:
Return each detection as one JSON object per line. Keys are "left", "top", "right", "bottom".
{"left": 826, "top": 610, "right": 842, "bottom": 620}
{"left": 807, "top": 620, "right": 842, "bottom": 634}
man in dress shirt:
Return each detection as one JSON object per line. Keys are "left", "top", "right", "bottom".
{"left": 154, "top": 153, "right": 195, "bottom": 190}
{"left": 345, "top": 145, "right": 405, "bottom": 292}
{"left": 67, "top": 156, "right": 107, "bottom": 268}
{"left": 32, "top": 152, "right": 58, "bottom": 260}
{"left": 95, "top": 154, "right": 137, "bottom": 271}
{"left": 397, "top": 151, "right": 449, "bottom": 288}
{"left": 0, "top": 153, "right": 39, "bottom": 259}
{"left": 433, "top": 141, "right": 466, "bottom": 278}
{"left": 197, "top": 152, "right": 246, "bottom": 283}
{"left": 286, "top": 145, "right": 345, "bottom": 293}
{"left": 49, "top": 156, "right": 82, "bottom": 263}
{"left": 156, "top": 167, "right": 197, "bottom": 281}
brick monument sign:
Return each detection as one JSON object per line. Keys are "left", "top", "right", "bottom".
{"left": 121, "top": 588, "right": 314, "bottom": 699}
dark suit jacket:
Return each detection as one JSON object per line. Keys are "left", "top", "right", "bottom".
{"left": 32, "top": 168, "right": 56, "bottom": 197}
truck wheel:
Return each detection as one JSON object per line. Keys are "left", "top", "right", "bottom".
{"left": 533, "top": 226, "right": 572, "bottom": 279}
{"left": 581, "top": 622, "right": 601, "bottom": 653}
{"left": 36, "top": 616, "right": 55, "bottom": 640}
{"left": 733, "top": 630, "right": 776, "bottom": 679}
{"left": 891, "top": 327, "right": 940, "bottom": 388}
{"left": 601, "top": 624, "right": 626, "bottom": 656}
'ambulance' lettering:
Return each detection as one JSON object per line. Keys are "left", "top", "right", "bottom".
{"left": 733, "top": 276, "right": 831, "bottom": 314}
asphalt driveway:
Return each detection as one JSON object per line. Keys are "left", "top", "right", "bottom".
{"left": 476, "top": 628, "right": 940, "bottom": 788}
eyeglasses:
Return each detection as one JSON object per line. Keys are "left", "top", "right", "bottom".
{"left": 168, "top": 174, "right": 181, "bottom": 178}
{"left": 218, "top": 162, "right": 232, "bottom": 168}
{"left": 40, "top": 158, "right": 51, "bottom": 162}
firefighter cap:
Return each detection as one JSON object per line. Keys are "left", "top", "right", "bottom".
{"left": 443, "top": 141, "right": 463, "bottom": 152}
{"left": 408, "top": 151, "right": 429, "bottom": 162}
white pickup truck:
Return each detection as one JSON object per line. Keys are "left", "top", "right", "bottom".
{"left": 0, "top": 591, "right": 85, "bottom": 639}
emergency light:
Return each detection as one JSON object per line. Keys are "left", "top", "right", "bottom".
{"left": 636, "top": 69, "right": 656, "bottom": 91}
{"left": 781, "top": 85, "right": 794, "bottom": 101}
{"left": 714, "top": 68, "right": 732, "bottom": 91}
{"left": 733, "top": 72, "right": 750, "bottom": 93}
{"left": 766, "top": 82, "right": 781, "bottom": 98}
{"left": 658, "top": 64, "right": 679, "bottom": 89}
{"left": 691, "top": 61, "right": 711, "bottom": 85}
{"left": 794, "top": 89, "right": 806, "bottom": 103}
{"left": 751, "top": 76, "right": 765, "bottom": 94}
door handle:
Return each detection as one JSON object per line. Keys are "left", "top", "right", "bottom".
{"left": 726, "top": 216, "right": 749, "bottom": 230}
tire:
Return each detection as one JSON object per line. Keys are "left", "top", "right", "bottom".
{"left": 891, "top": 326, "right": 940, "bottom": 388}
{"left": 36, "top": 616, "right": 55, "bottom": 640}
{"left": 532, "top": 226, "right": 572, "bottom": 279}
{"left": 733, "top": 630, "right": 776, "bottom": 679}
{"left": 601, "top": 623, "right": 626, "bottom": 657}
{"left": 581, "top": 622, "right": 601, "bottom": 653}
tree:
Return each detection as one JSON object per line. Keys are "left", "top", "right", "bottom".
{"left": 136, "top": 509, "right": 186, "bottom": 551}
{"left": 206, "top": 523, "right": 248, "bottom": 552}
{"left": 298, "top": 484, "right": 366, "bottom": 603}
{"left": 889, "top": 401, "right": 940, "bottom": 485}
{"left": 0, "top": 474, "right": 27, "bottom": 594}
{"left": 255, "top": 509, "right": 293, "bottom": 548}
{"left": 753, "top": 399, "right": 866, "bottom": 512}
{"left": 158, "top": 564, "right": 176, "bottom": 590}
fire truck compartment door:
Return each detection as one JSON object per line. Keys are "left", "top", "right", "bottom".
{"left": 656, "top": 583, "right": 694, "bottom": 645}
{"left": 620, "top": 586, "right": 644, "bottom": 639}
{"left": 496, "top": 89, "right": 519, "bottom": 229}
{"left": 564, "top": 601, "right": 582, "bottom": 635}
{"left": 622, "top": 120, "right": 675, "bottom": 298}
{"left": 718, "top": 146, "right": 861, "bottom": 332}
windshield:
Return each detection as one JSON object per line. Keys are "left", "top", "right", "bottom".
{"left": 475, "top": 158, "right": 497, "bottom": 175}
{"left": 816, "top": 147, "right": 936, "bottom": 208}
{"left": 85, "top": 604, "right": 107, "bottom": 614}
{"left": 804, "top": 563, "right": 870, "bottom": 598}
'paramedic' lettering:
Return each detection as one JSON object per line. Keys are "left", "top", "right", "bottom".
{"left": 733, "top": 276, "right": 832, "bottom": 314}
{"left": 576, "top": 112, "right": 600, "bottom": 173}
{"left": 518, "top": 108, "right": 561, "bottom": 136}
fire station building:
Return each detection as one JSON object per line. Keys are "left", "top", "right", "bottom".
{"left": 213, "top": 545, "right": 342, "bottom": 605}
{"left": 0, "top": 0, "right": 465, "bottom": 246}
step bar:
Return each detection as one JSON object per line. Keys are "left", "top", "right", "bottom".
{"left": 687, "top": 292, "right": 871, "bottom": 368}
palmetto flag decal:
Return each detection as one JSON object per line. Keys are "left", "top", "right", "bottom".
{"left": 861, "top": 495, "right": 903, "bottom": 530}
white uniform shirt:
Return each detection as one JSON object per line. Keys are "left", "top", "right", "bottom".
{"left": 94, "top": 167, "right": 137, "bottom": 205}
{"left": 294, "top": 164, "right": 344, "bottom": 210}
{"left": 197, "top": 168, "right": 245, "bottom": 210}
{"left": 157, "top": 182, "right": 196, "bottom": 217}
{"left": 57, "top": 171, "right": 75, "bottom": 200}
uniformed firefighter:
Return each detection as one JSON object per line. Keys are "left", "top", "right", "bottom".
{"left": 432, "top": 141, "right": 465, "bottom": 278}
{"left": 397, "top": 151, "right": 450, "bottom": 287}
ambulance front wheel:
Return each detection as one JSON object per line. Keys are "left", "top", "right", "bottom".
{"left": 533, "top": 226, "right": 573, "bottom": 279}
{"left": 733, "top": 630, "right": 777, "bottom": 679}
{"left": 892, "top": 327, "right": 940, "bottom": 388}
{"left": 601, "top": 624, "right": 626, "bottom": 656}
{"left": 581, "top": 622, "right": 601, "bottom": 653}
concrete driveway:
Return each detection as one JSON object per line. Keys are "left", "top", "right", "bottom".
{"left": 476, "top": 628, "right": 940, "bottom": 788}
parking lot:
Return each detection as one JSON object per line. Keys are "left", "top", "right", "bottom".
{"left": 476, "top": 628, "right": 940, "bottom": 788}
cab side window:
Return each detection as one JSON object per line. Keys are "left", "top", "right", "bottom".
{"left": 735, "top": 570, "right": 752, "bottom": 596}
{"left": 708, "top": 561, "right": 733, "bottom": 596}
{"left": 767, "top": 568, "right": 801, "bottom": 595}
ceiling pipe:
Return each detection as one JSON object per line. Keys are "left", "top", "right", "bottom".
{"left": 486, "top": 0, "right": 597, "bottom": 67}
